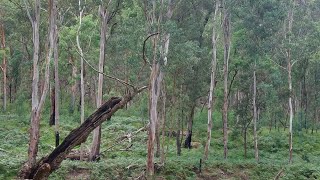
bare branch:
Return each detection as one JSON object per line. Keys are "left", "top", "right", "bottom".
{"left": 143, "top": 32, "right": 159, "bottom": 66}
{"left": 71, "top": 41, "right": 136, "bottom": 89}
{"left": 101, "top": 123, "right": 149, "bottom": 153}
{"left": 270, "top": 58, "right": 287, "bottom": 71}
{"left": 137, "top": 32, "right": 159, "bottom": 80}
{"left": 291, "top": 60, "right": 299, "bottom": 67}
{"left": 23, "top": 0, "right": 33, "bottom": 26}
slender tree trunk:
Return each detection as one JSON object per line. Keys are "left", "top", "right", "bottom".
{"left": 253, "top": 62, "right": 259, "bottom": 162}
{"left": 313, "top": 70, "right": 317, "bottom": 134}
{"left": 244, "top": 127, "right": 247, "bottom": 158}
{"left": 286, "top": 3, "right": 294, "bottom": 164}
{"left": 1, "top": 24, "right": 7, "bottom": 112}
{"left": 69, "top": 51, "right": 77, "bottom": 113}
{"left": 204, "top": 1, "right": 219, "bottom": 161}
{"left": 147, "top": 61, "right": 162, "bottom": 176}
{"left": 176, "top": 114, "right": 181, "bottom": 156}
{"left": 160, "top": 84, "right": 166, "bottom": 164}
{"left": 53, "top": 14, "right": 59, "bottom": 147}
{"left": 27, "top": 0, "right": 41, "bottom": 166}
{"left": 303, "top": 76, "right": 308, "bottom": 132}
{"left": 146, "top": 0, "right": 173, "bottom": 176}
{"left": 49, "top": 86, "right": 55, "bottom": 126}
{"left": 76, "top": 2, "right": 85, "bottom": 160}
{"left": 184, "top": 104, "right": 196, "bottom": 149}
{"left": 222, "top": 9, "right": 231, "bottom": 160}
{"left": 90, "top": 5, "right": 109, "bottom": 161}
{"left": 24, "top": 0, "right": 55, "bottom": 168}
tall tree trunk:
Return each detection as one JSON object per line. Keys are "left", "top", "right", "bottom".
{"left": 0, "top": 24, "right": 7, "bottom": 112}
{"left": 53, "top": 12, "right": 59, "bottom": 147}
{"left": 90, "top": 5, "right": 109, "bottom": 161}
{"left": 313, "top": 70, "right": 317, "bottom": 134}
{"left": 204, "top": 1, "right": 219, "bottom": 161}
{"left": 253, "top": 62, "right": 259, "bottom": 162}
{"left": 145, "top": 0, "right": 173, "bottom": 176}
{"left": 27, "top": 0, "right": 41, "bottom": 166}
{"left": 147, "top": 61, "right": 162, "bottom": 176}
{"left": 24, "top": 0, "right": 55, "bottom": 168}
{"left": 222, "top": 8, "right": 231, "bottom": 160}
{"left": 286, "top": 3, "right": 294, "bottom": 164}
{"left": 76, "top": 1, "right": 85, "bottom": 160}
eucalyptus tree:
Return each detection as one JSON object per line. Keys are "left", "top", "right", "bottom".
{"left": 143, "top": 0, "right": 175, "bottom": 176}
{"left": 204, "top": 0, "right": 220, "bottom": 161}
{"left": 91, "top": 0, "right": 122, "bottom": 162}
{"left": 19, "top": 0, "right": 57, "bottom": 176}
{"left": 222, "top": 0, "right": 231, "bottom": 159}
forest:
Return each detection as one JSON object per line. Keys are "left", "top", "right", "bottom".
{"left": 0, "top": 0, "right": 320, "bottom": 179}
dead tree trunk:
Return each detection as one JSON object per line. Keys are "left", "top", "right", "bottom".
{"left": 18, "top": 87, "right": 146, "bottom": 180}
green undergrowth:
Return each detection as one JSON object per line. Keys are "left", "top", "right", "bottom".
{"left": 0, "top": 109, "right": 320, "bottom": 179}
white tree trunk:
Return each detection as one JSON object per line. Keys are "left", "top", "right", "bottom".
{"left": 91, "top": 5, "right": 109, "bottom": 161}
{"left": 204, "top": 1, "right": 219, "bottom": 161}
{"left": 222, "top": 9, "right": 231, "bottom": 160}
{"left": 76, "top": 1, "right": 85, "bottom": 160}
{"left": 146, "top": 0, "right": 173, "bottom": 176}
{"left": 25, "top": 0, "right": 55, "bottom": 167}
{"left": 27, "top": 0, "right": 41, "bottom": 166}
{"left": 286, "top": 3, "right": 294, "bottom": 164}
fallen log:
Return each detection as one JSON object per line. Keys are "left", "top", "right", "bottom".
{"left": 18, "top": 86, "right": 147, "bottom": 180}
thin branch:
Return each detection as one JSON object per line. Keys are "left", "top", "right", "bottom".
{"left": 143, "top": 32, "right": 159, "bottom": 66}
{"left": 107, "top": 0, "right": 122, "bottom": 24}
{"left": 137, "top": 32, "right": 159, "bottom": 80}
{"left": 101, "top": 123, "right": 149, "bottom": 153}
{"left": 71, "top": 41, "right": 136, "bottom": 89}
{"left": 291, "top": 60, "right": 299, "bottom": 67}
{"left": 227, "top": 69, "right": 238, "bottom": 98}
{"left": 270, "top": 58, "right": 287, "bottom": 71}
{"left": 23, "top": 0, "right": 33, "bottom": 26}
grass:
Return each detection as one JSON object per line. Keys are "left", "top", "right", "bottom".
{"left": 0, "top": 107, "right": 320, "bottom": 179}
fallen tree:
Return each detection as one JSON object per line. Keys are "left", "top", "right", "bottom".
{"left": 18, "top": 86, "right": 147, "bottom": 180}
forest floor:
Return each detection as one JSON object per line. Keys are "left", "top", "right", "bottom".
{"left": 1, "top": 109, "right": 320, "bottom": 179}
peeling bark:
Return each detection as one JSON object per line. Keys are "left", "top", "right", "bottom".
{"left": 204, "top": 1, "right": 219, "bottom": 161}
